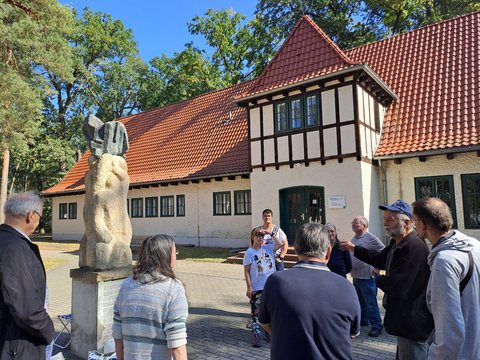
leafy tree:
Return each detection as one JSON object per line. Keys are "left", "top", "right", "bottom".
{"left": 254, "top": 0, "right": 480, "bottom": 49}
{"left": 87, "top": 55, "right": 149, "bottom": 121}
{"left": 141, "top": 8, "right": 281, "bottom": 111}
{"left": 188, "top": 8, "right": 281, "bottom": 82}
{"left": 0, "top": 0, "right": 74, "bottom": 223}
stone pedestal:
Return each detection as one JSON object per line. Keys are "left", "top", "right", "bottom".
{"left": 70, "top": 266, "right": 132, "bottom": 359}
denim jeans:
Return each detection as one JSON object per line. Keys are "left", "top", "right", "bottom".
{"left": 275, "top": 258, "right": 284, "bottom": 271}
{"left": 353, "top": 278, "right": 383, "bottom": 330}
{"left": 397, "top": 336, "right": 428, "bottom": 360}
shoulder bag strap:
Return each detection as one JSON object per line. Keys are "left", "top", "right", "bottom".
{"left": 460, "top": 251, "right": 473, "bottom": 295}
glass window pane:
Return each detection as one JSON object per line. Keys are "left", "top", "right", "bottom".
{"left": 291, "top": 99, "right": 302, "bottom": 129}
{"left": 276, "top": 103, "right": 287, "bottom": 132}
{"left": 306, "top": 95, "right": 318, "bottom": 126}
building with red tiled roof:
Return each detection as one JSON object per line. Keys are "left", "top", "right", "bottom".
{"left": 46, "top": 12, "right": 480, "bottom": 245}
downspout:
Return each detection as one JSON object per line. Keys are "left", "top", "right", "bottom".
{"left": 378, "top": 159, "right": 388, "bottom": 207}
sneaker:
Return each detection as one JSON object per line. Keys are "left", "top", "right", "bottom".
{"left": 264, "top": 332, "right": 271, "bottom": 343}
{"left": 369, "top": 328, "right": 382, "bottom": 337}
{"left": 253, "top": 333, "right": 261, "bottom": 347}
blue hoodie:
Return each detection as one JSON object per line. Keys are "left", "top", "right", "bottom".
{"left": 426, "top": 231, "right": 480, "bottom": 360}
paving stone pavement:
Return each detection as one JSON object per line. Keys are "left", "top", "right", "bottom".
{"left": 42, "top": 249, "right": 397, "bottom": 360}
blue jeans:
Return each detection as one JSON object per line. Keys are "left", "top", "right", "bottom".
{"left": 353, "top": 278, "right": 383, "bottom": 330}
{"left": 397, "top": 336, "right": 428, "bottom": 360}
{"left": 275, "top": 258, "right": 284, "bottom": 271}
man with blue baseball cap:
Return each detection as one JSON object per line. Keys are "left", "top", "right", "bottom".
{"left": 341, "top": 199, "right": 430, "bottom": 360}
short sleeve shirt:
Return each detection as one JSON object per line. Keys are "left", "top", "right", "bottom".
{"left": 243, "top": 244, "right": 276, "bottom": 291}
{"left": 261, "top": 225, "right": 287, "bottom": 257}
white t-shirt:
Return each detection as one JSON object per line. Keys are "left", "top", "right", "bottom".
{"left": 261, "top": 225, "right": 287, "bottom": 257}
{"left": 243, "top": 244, "right": 276, "bottom": 291}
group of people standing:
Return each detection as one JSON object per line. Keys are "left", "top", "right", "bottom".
{"left": 243, "top": 199, "right": 480, "bottom": 360}
{"left": 1, "top": 192, "right": 480, "bottom": 360}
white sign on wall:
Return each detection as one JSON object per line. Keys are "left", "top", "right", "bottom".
{"left": 328, "top": 196, "right": 346, "bottom": 209}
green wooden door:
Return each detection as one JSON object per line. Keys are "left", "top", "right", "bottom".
{"left": 280, "top": 187, "right": 325, "bottom": 244}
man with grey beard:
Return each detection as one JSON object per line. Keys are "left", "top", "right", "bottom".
{"left": 341, "top": 200, "right": 430, "bottom": 360}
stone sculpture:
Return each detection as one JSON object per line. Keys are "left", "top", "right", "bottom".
{"left": 83, "top": 114, "right": 129, "bottom": 158}
{"left": 79, "top": 115, "right": 132, "bottom": 270}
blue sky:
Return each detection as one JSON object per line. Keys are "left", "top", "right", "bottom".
{"left": 64, "top": 0, "right": 259, "bottom": 63}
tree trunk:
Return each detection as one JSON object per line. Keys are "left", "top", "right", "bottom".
{"left": 0, "top": 147, "right": 10, "bottom": 224}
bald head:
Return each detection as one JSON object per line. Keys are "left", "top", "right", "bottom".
{"left": 412, "top": 197, "right": 453, "bottom": 232}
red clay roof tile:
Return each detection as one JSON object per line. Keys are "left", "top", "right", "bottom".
{"left": 238, "top": 16, "right": 359, "bottom": 98}
{"left": 348, "top": 11, "right": 480, "bottom": 156}
{"left": 44, "top": 81, "right": 252, "bottom": 195}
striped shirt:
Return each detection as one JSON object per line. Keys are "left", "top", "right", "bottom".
{"left": 112, "top": 276, "right": 188, "bottom": 359}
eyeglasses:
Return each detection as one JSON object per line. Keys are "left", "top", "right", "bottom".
{"left": 254, "top": 233, "right": 265, "bottom": 237}
{"left": 34, "top": 210, "right": 44, "bottom": 223}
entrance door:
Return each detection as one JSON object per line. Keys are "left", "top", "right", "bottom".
{"left": 280, "top": 187, "right": 325, "bottom": 243}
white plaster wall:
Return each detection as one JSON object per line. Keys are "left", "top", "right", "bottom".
{"left": 251, "top": 140, "right": 262, "bottom": 166}
{"left": 357, "top": 86, "right": 365, "bottom": 124}
{"left": 250, "top": 107, "right": 261, "bottom": 139}
{"left": 360, "top": 161, "right": 385, "bottom": 241}
{"left": 264, "top": 138, "right": 275, "bottom": 164}
{"left": 277, "top": 136, "right": 289, "bottom": 162}
{"left": 382, "top": 152, "right": 480, "bottom": 239}
{"left": 322, "top": 90, "right": 336, "bottom": 125}
{"left": 291, "top": 133, "right": 304, "bottom": 161}
{"left": 51, "top": 178, "right": 252, "bottom": 248}
{"left": 263, "top": 104, "right": 274, "bottom": 136}
{"left": 324, "top": 128, "right": 337, "bottom": 156}
{"left": 341, "top": 124, "right": 356, "bottom": 154}
{"left": 307, "top": 131, "right": 321, "bottom": 158}
{"left": 52, "top": 195, "right": 85, "bottom": 241}
{"left": 250, "top": 158, "right": 383, "bottom": 242}
{"left": 338, "top": 85, "right": 354, "bottom": 122}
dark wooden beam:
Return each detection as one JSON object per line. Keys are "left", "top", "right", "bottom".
{"left": 266, "top": 95, "right": 273, "bottom": 101}
{"left": 300, "top": 87, "right": 306, "bottom": 93}
{"left": 170, "top": 182, "right": 178, "bottom": 186}
{"left": 228, "top": 176, "right": 236, "bottom": 180}
{"left": 447, "top": 153, "right": 454, "bottom": 160}
{"left": 160, "top": 183, "right": 168, "bottom": 187}
{"left": 141, "top": 185, "right": 149, "bottom": 188}
{"left": 192, "top": 180, "right": 200, "bottom": 184}
{"left": 133, "top": 185, "right": 141, "bottom": 189}
{"left": 338, "top": 158, "right": 343, "bottom": 164}
{"left": 241, "top": 174, "right": 250, "bottom": 179}
{"left": 282, "top": 91, "right": 289, "bottom": 98}
{"left": 180, "top": 181, "right": 189, "bottom": 185}
{"left": 151, "top": 184, "right": 159, "bottom": 187}
{"left": 237, "top": 102, "right": 248, "bottom": 108}
{"left": 250, "top": 100, "right": 257, "bottom": 105}
{"left": 203, "top": 178, "right": 211, "bottom": 183}
{"left": 394, "top": 158, "right": 402, "bottom": 165}
{"left": 214, "top": 177, "right": 223, "bottom": 182}
{"left": 419, "top": 156, "right": 427, "bottom": 162}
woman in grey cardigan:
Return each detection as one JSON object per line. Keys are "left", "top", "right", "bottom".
{"left": 113, "top": 235, "right": 188, "bottom": 360}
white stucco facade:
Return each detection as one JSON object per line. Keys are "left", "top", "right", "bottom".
{"left": 51, "top": 178, "right": 252, "bottom": 248}
{"left": 250, "top": 158, "right": 385, "bottom": 242}
{"left": 381, "top": 152, "right": 480, "bottom": 239}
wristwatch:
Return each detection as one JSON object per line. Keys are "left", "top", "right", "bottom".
{"left": 279, "top": 257, "right": 284, "bottom": 260}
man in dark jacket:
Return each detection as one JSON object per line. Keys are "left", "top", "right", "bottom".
{"left": 341, "top": 199, "right": 430, "bottom": 360}
{"left": 0, "top": 193, "right": 54, "bottom": 360}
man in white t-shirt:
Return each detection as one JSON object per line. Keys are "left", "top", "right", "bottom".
{"left": 260, "top": 209, "right": 288, "bottom": 271}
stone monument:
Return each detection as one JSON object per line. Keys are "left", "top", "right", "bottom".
{"left": 70, "top": 114, "right": 133, "bottom": 358}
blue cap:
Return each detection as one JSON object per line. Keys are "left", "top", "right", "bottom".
{"left": 379, "top": 199, "right": 413, "bottom": 219}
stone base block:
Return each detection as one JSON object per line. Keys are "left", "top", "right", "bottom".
{"left": 70, "top": 266, "right": 132, "bottom": 359}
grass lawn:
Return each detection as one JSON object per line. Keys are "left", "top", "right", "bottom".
{"left": 176, "top": 246, "right": 239, "bottom": 263}
{"left": 43, "top": 258, "right": 67, "bottom": 271}
{"left": 32, "top": 236, "right": 241, "bottom": 264}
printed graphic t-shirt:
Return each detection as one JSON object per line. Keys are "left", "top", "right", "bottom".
{"left": 243, "top": 244, "right": 276, "bottom": 291}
